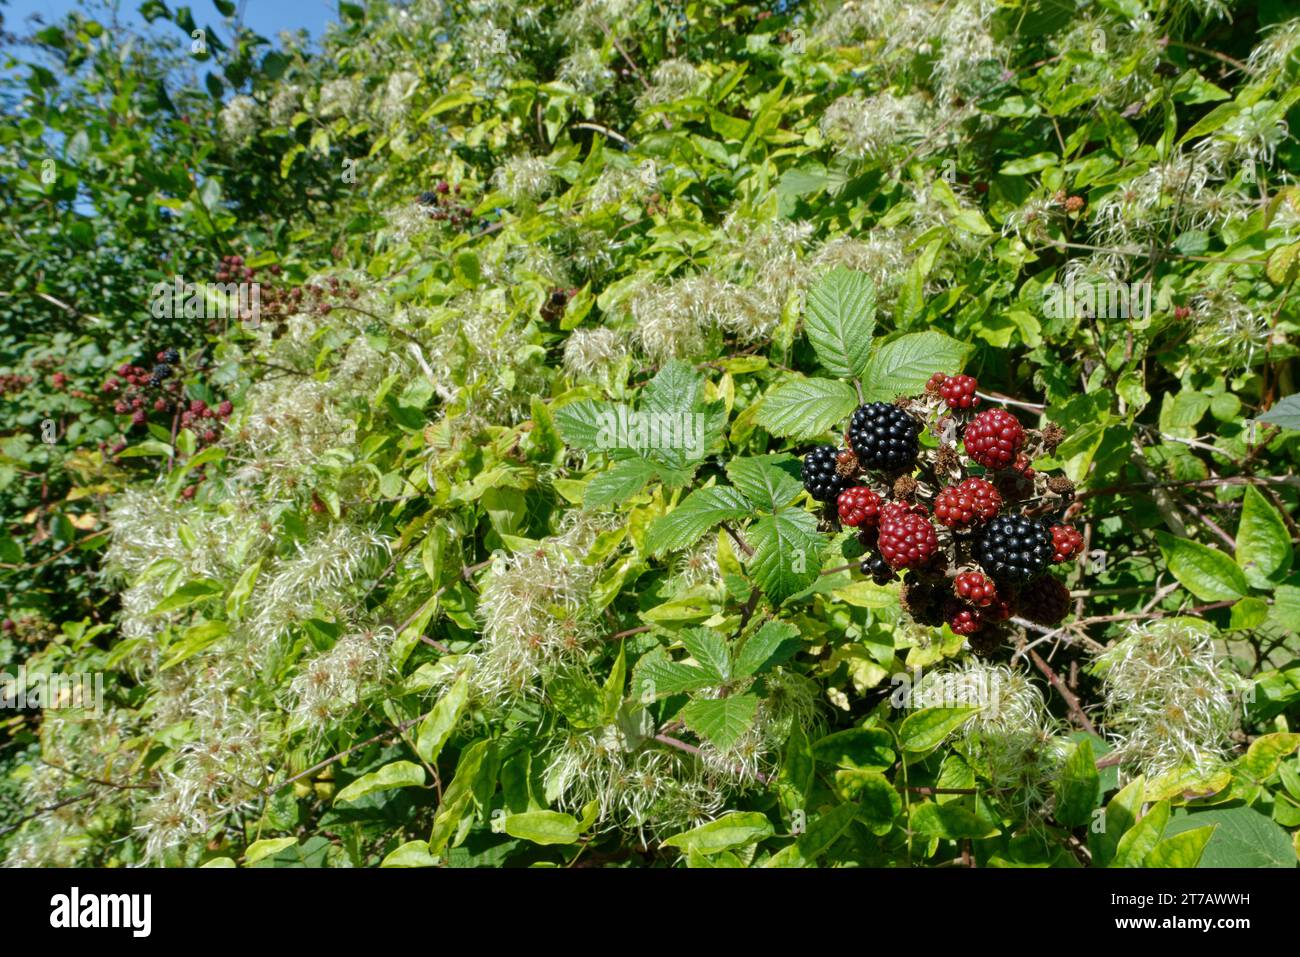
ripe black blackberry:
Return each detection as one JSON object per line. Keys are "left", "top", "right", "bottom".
{"left": 847, "top": 402, "right": 919, "bottom": 472}
{"left": 161, "top": 348, "right": 180, "bottom": 365}
{"left": 899, "top": 580, "right": 946, "bottom": 627}
{"left": 802, "top": 445, "right": 854, "bottom": 502}
{"left": 973, "top": 514, "right": 1054, "bottom": 584}
{"left": 859, "top": 554, "right": 895, "bottom": 584}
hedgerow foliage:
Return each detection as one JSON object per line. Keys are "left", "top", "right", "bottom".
{"left": 3, "top": 0, "right": 1300, "bottom": 867}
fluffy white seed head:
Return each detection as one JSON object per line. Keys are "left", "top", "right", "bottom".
{"left": 1094, "top": 618, "right": 1239, "bottom": 777}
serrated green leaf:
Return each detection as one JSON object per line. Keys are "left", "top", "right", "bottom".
{"left": 645, "top": 485, "right": 751, "bottom": 557}
{"left": 679, "top": 694, "right": 759, "bottom": 750}
{"left": 745, "top": 510, "right": 823, "bottom": 603}
{"left": 1265, "top": 241, "right": 1300, "bottom": 286}
{"left": 754, "top": 376, "right": 857, "bottom": 440}
{"left": 725, "top": 456, "right": 803, "bottom": 511}
{"left": 804, "top": 267, "right": 876, "bottom": 378}
{"left": 861, "top": 332, "right": 971, "bottom": 402}
{"left": 1163, "top": 805, "right": 1296, "bottom": 867}
{"left": 554, "top": 399, "right": 615, "bottom": 450}
{"left": 634, "top": 650, "right": 714, "bottom": 700}
{"left": 679, "top": 627, "right": 731, "bottom": 683}
{"left": 584, "top": 457, "right": 660, "bottom": 507}
{"left": 642, "top": 359, "right": 704, "bottom": 416}
{"left": 734, "top": 619, "right": 800, "bottom": 678}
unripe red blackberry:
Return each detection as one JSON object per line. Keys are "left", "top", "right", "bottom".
{"left": 953, "top": 571, "right": 998, "bottom": 607}
{"left": 802, "top": 445, "right": 854, "bottom": 502}
{"left": 933, "top": 477, "right": 1002, "bottom": 529}
{"left": 847, "top": 402, "right": 920, "bottom": 473}
{"left": 837, "top": 486, "right": 882, "bottom": 527}
{"left": 1018, "top": 574, "right": 1070, "bottom": 625}
{"left": 973, "top": 514, "right": 1053, "bottom": 583}
{"left": 877, "top": 509, "right": 939, "bottom": 569}
{"left": 947, "top": 604, "right": 984, "bottom": 635}
{"left": 1049, "top": 524, "right": 1084, "bottom": 563}
{"left": 1012, "top": 452, "right": 1035, "bottom": 476}
{"left": 937, "top": 374, "right": 980, "bottom": 410}
{"left": 963, "top": 408, "right": 1025, "bottom": 470}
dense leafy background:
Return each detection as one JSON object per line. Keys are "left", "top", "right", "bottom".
{"left": 1, "top": 0, "right": 1299, "bottom": 867}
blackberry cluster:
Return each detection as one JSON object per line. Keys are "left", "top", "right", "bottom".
{"left": 847, "top": 402, "right": 920, "bottom": 472}
{"left": 0, "top": 373, "right": 32, "bottom": 396}
{"left": 801, "top": 445, "right": 854, "bottom": 502}
{"left": 541, "top": 287, "right": 579, "bottom": 323}
{"left": 973, "top": 515, "right": 1054, "bottom": 584}
{"left": 795, "top": 368, "right": 1084, "bottom": 651}
{"left": 95, "top": 349, "right": 232, "bottom": 475}
{"left": 105, "top": 360, "right": 182, "bottom": 427}
{"left": 214, "top": 251, "right": 363, "bottom": 337}
{"left": 417, "top": 181, "right": 474, "bottom": 229}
